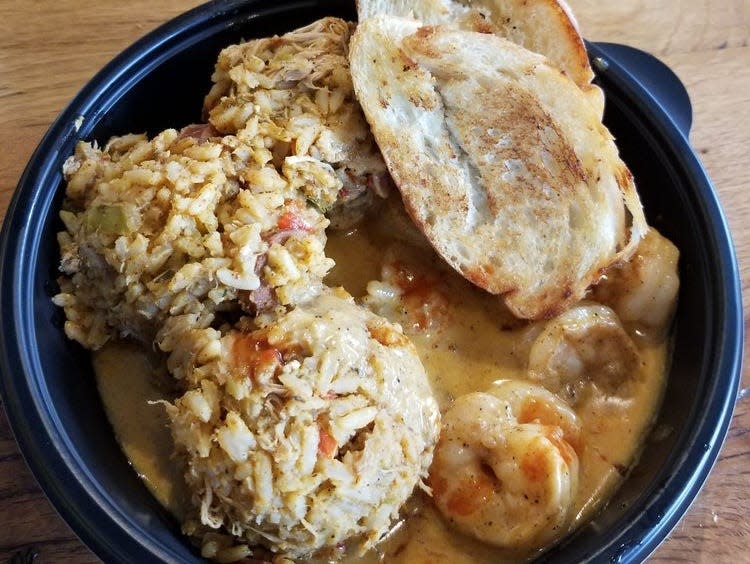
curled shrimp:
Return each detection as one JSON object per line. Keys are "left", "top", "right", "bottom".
{"left": 591, "top": 227, "right": 679, "bottom": 343}
{"left": 527, "top": 303, "right": 642, "bottom": 405}
{"left": 429, "top": 380, "right": 581, "bottom": 549}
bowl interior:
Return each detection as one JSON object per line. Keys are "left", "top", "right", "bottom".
{"left": 4, "top": 0, "right": 740, "bottom": 562}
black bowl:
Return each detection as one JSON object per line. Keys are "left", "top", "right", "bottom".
{"left": 0, "top": 1, "right": 742, "bottom": 562}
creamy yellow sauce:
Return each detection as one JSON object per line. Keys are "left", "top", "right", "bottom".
{"left": 93, "top": 201, "right": 669, "bottom": 562}
{"left": 93, "top": 344, "right": 188, "bottom": 520}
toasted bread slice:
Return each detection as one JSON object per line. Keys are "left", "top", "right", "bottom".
{"left": 349, "top": 16, "right": 647, "bottom": 319}
{"left": 356, "top": 0, "right": 604, "bottom": 116}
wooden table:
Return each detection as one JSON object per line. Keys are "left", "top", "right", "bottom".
{"left": 0, "top": 0, "right": 748, "bottom": 561}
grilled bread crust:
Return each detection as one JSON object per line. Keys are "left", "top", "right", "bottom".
{"left": 356, "top": 0, "right": 604, "bottom": 116}
{"left": 349, "top": 16, "right": 647, "bottom": 319}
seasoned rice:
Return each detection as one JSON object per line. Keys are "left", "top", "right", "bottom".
{"left": 161, "top": 290, "right": 440, "bottom": 559}
{"left": 54, "top": 128, "right": 334, "bottom": 350}
{"left": 204, "top": 17, "right": 392, "bottom": 229}
{"left": 53, "top": 16, "right": 441, "bottom": 562}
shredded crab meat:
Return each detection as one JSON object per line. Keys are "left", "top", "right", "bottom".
{"left": 204, "top": 17, "right": 391, "bottom": 229}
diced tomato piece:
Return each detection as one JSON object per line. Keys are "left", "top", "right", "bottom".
{"left": 277, "top": 211, "right": 313, "bottom": 232}
{"left": 232, "top": 333, "right": 282, "bottom": 380}
{"left": 318, "top": 426, "right": 337, "bottom": 458}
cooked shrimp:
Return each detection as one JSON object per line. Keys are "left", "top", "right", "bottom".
{"left": 364, "top": 244, "right": 449, "bottom": 334}
{"left": 591, "top": 227, "right": 679, "bottom": 342}
{"left": 429, "top": 381, "right": 580, "bottom": 549}
{"left": 527, "top": 303, "right": 642, "bottom": 404}
{"left": 486, "top": 379, "right": 582, "bottom": 452}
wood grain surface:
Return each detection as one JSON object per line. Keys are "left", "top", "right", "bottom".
{"left": 0, "top": 0, "right": 748, "bottom": 562}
